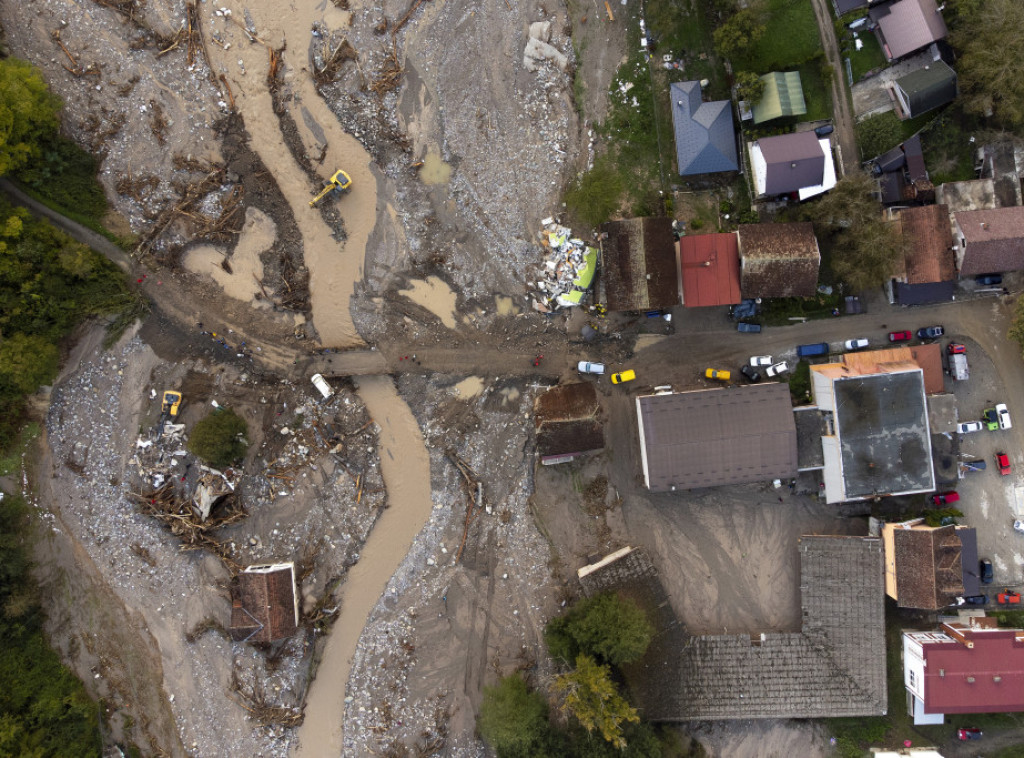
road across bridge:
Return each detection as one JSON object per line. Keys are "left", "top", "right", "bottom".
{"left": 305, "top": 345, "right": 568, "bottom": 379}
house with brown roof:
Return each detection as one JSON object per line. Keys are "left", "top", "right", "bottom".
{"left": 677, "top": 232, "right": 741, "bottom": 307}
{"left": 599, "top": 217, "right": 679, "bottom": 312}
{"left": 888, "top": 205, "right": 955, "bottom": 305}
{"left": 737, "top": 223, "right": 820, "bottom": 298}
{"left": 870, "top": 0, "right": 948, "bottom": 62}
{"left": 904, "top": 617, "right": 1024, "bottom": 724}
{"left": 534, "top": 382, "right": 604, "bottom": 465}
{"left": 881, "top": 519, "right": 964, "bottom": 610}
{"left": 229, "top": 563, "right": 299, "bottom": 644}
{"left": 579, "top": 537, "right": 887, "bottom": 720}
{"left": 953, "top": 207, "right": 1024, "bottom": 276}
{"left": 748, "top": 131, "right": 837, "bottom": 200}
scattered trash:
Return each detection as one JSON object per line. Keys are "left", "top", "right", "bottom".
{"left": 530, "top": 220, "right": 598, "bottom": 312}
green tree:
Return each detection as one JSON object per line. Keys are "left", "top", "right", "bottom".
{"left": 805, "top": 170, "right": 903, "bottom": 292}
{"left": 734, "top": 71, "right": 765, "bottom": 105}
{"left": 855, "top": 112, "right": 903, "bottom": 159}
{"left": 567, "top": 720, "right": 664, "bottom": 757}
{"left": 477, "top": 674, "right": 558, "bottom": 758}
{"left": 187, "top": 408, "right": 249, "bottom": 468}
{"left": 554, "top": 655, "right": 640, "bottom": 749}
{"left": 0, "top": 58, "right": 61, "bottom": 176}
{"left": 713, "top": 9, "right": 766, "bottom": 59}
{"left": 0, "top": 334, "right": 59, "bottom": 395}
{"left": 545, "top": 592, "right": 653, "bottom": 667}
{"left": 950, "top": 0, "right": 1024, "bottom": 128}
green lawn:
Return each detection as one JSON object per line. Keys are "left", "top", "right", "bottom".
{"left": 846, "top": 33, "right": 886, "bottom": 82}
{"left": 796, "top": 62, "right": 832, "bottom": 121}
{"left": 733, "top": 0, "right": 823, "bottom": 72}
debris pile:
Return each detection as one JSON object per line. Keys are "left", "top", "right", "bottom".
{"left": 531, "top": 219, "right": 598, "bottom": 312}
{"left": 523, "top": 20, "right": 567, "bottom": 72}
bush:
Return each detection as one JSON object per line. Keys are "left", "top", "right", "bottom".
{"left": 187, "top": 409, "right": 249, "bottom": 468}
{"left": 545, "top": 592, "right": 653, "bottom": 667}
{"left": 565, "top": 156, "right": 624, "bottom": 228}
{"left": 477, "top": 675, "right": 558, "bottom": 758}
{"left": 14, "top": 131, "right": 108, "bottom": 220}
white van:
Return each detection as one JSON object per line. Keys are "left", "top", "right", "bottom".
{"left": 311, "top": 373, "right": 334, "bottom": 399}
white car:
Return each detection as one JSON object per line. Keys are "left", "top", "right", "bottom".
{"left": 1015, "top": 519, "right": 1024, "bottom": 534}
{"left": 578, "top": 361, "right": 605, "bottom": 375}
{"left": 844, "top": 338, "right": 869, "bottom": 350}
{"left": 997, "top": 403, "right": 1012, "bottom": 430}
{"left": 766, "top": 361, "right": 789, "bottom": 377}
{"left": 750, "top": 355, "right": 773, "bottom": 367}
{"left": 957, "top": 421, "right": 984, "bottom": 434}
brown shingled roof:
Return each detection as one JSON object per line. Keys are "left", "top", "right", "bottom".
{"left": 600, "top": 217, "right": 679, "bottom": 311}
{"left": 900, "top": 204, "right": 954, "bottom": 283}
{"left": 534, "top": 382, "right": 599, "bottom": 426}
{"left": 737, "top": 222, "right": 820, "bottom": 297}
{"left": 230, "top": 564, "right": 299, "bottom": 644}
{"left": 955, "top": 207, "right": 1024, "bottom": 276}
{"left": 893, "top": 525, "right": 964, "bottom": 610}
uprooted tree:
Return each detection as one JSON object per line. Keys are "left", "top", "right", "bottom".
{"left": 805, "top": 170, "right": 904, "bottom": 293}
{"left": 187, "top": 408, "right": 249, "bottom": 469}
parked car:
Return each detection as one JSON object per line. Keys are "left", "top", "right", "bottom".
{"left": 997, "top": 402, "right": 1012, "bottom": 429}
{"left": 980, "top": 559, "right": 994, "bottom": 584}
{"left": 1015, "top": 519, "right": 1024, "bottom": 534}
{"left": 956, "top": 421, "right": 984, "bottom": 434}
{"left": 796, "top": 342, "right": 830, "bottom": 357}
{"left": 888, "top": 330, "right": 913, "bottom": 342}
{"left": 740, "top": 365, "right": 762, "bottom": 383}
{"left": 730, "top": 299, "right": 759, "bottom": 320}
{"left": 736, "top": 321, "right": 762, "bottom": 333}
{"left": 611, "top": 369, "right": 636, "bottom": 385}
{"left": 705, "top": 368, "right": 731, "bottom": 381}
{"left": 961, "top": 458, "right": 987, "bottom": 473}
{"left": 577, "top": 361, "right": 606, "bottom": 375}
{"left": 917, "top": 325, "right": 945, "bottom": 340}
{"left": 958, "top": 727, "right": 983, "bottom": 741}
{"left": 948, "top": 342, "right": 967, "bottom": 354}
{"left": 997, "top": 452, "right": 1011, "bottom": 476}
{"left": 998, "top": 590, "right": 1022, "bottom": 605}
{"left": 983, "top": 408, "right": 1000, "bottom": 431}
{"left": 766, "top": 361, "right": 789, "bottom": 377}
{"left": 814, "top": 123, "right": 834, "bottom": 137}
{"left": 976, "top": 273, "right": 1003, "bottom": 286}
{"left": 844, "top": 338, "right": 869, "bottom": 350}
{"left": 750, "top": 355, "right": 773, "bottom": 367}
{"left": 959, "top": 595, "right": 988, "bottom": 606}
{"left": 932, "top": 491, "right": 961, "bottom": 505}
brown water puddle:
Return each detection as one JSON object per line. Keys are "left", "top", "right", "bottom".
{"left": 293, "top": 375, "right": 434, "bottom": 756}
{"left": 399, "top": 275, "right": 459, "bottom": 329}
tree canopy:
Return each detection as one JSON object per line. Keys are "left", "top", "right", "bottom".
{"left": 804, "top": 170, "right": 903, "bottom": 293}
{"left": 188, "top": 408, "right": 249, "bottom": 469}
{"left": 545, "top": 592, "right": 653, "bottom": 667}
{"left": 950, "top": 0, "right": 1024, "bottom": 129}
{"left": 713, "top": 9, "right": 766, "bottom": 59}
{"left": 734, "top": 71, "right": 765, "bottom": 105}
{"left": 477, "top": 675, "right": 558, "bottom": 758}
{"left": 553, "top": 655, "right": 640, "bottom": 749}
{"left": 0, "top": 58, "right": 61, "bottom": 177}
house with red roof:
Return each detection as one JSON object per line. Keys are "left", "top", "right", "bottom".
{"left": 903, "top": 617, "right": 1024, "bottom": 725}
{"left": 677, "top": 232, "right": 741, "bottom": 307}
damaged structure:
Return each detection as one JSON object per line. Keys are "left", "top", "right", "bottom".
{"left": 534, "top": 382, "right": 604, "bottom": 465}
{"left": 230, "top": 563, "right": 300, "bottom": 644}
{"left": 531, "top": 220, "right": 598, "bottom": 311}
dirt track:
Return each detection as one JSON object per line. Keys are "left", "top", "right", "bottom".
{"left": 809, "top": 0, "right": 859, "bottom": 171}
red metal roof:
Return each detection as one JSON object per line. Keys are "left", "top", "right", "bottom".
{"left": 922, "top": 629, "right": 1024, "bottom": 713}
{"left": 678, "top": 233, "right": 741, "bottom": 307}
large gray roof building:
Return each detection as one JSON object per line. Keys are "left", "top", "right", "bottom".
{"left": 669, "top": 81, "right": 739, "bottom": 176}
{"left": 582, "top": 537, "right": 888, "bottom": 720}
{"left": 636, "top": 384, "right": 798, "bottom": 492}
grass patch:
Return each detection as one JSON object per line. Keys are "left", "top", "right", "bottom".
{"left": 921, "top": 103, "right": 982, "bottom": 184}
{"left": 787, "top": 359, "right": 811, "bottom": 404}
{"left": 796, "top": 61, "right": 832, "bottom": 122}
{"left": 0, "top": 422, "right": 40, "bottom": 477}
{"left": 759, "top": 292, "right": 842, "bottom": 326}
{"left": 845, "top": 33, "right": 886, "bottom": 82}
{"left": 733, "top": 0, "right": 822, "bottom": 72}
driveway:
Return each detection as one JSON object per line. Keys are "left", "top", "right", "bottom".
{"left": 809, "top": 0, "right": 859, "bottom": 171}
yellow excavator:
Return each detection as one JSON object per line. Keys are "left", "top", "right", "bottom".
{"left": 156, "top": 390, "right": 182, "bottom": 437}
{"left": 309, "top": 169, "right": 352, "bottom": 207}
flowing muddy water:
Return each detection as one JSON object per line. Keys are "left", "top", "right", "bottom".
{"left": 294, "top": 375, "right": 434, "bottom": 756}
{"left": 202, "top": 1, "right": 377, "bottom": 348}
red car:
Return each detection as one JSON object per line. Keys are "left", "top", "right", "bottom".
{"left": 888, "top": 330, "right": 913, "bottom": 342}
{"left": 997, "top": 452, "right": 1011, "bottom": 476}
{"left": 998, "top": 591, "right": 1021, "bottom": 605}
{"left": 932, "top": 491, "right": 960, "bottom": 505}
{"left": 948, "top": 343, "right": 967, "bottom": 354}
{"left": 958, "top": 727, "right": 983, "bottom": 740}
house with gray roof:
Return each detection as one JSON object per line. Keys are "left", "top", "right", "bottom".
{"left": 870, "top": 0, "right": 948, "bottom": 62}
{"left": 669, "top": 81, "right": 738, "bottom": 176}
{"left": 893, "top": 61, "right": 957, "bottom": 119}
{"left": 748, "top": 131, "right": 837, "bottom": 200}
{"left": 580, "top": 537, "right": 887, "bottom": 720}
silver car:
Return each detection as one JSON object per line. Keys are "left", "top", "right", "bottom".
{"left": 577, "top": 361, "right": 605, "bottom": 375}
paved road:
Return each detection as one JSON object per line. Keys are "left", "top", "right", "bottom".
{"left": 809, "top": 0, "right": 859, "bottom": 172}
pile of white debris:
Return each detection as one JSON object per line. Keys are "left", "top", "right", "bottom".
{"left": 531, "top": 219, "right": 598, "bottom": 312}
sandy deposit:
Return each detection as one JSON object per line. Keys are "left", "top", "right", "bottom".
{"left": 184, "top": 207, "right": 274, "bottom": 303}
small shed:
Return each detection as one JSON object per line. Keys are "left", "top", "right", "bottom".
{"left": 752, "top": 72, "right": 807, "bottom": 125}
{"left": 230, "top": 563, "right": 300, "bottom": 644}
{"left": 894, "top": 62, "right": 957, "bottom": 119}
